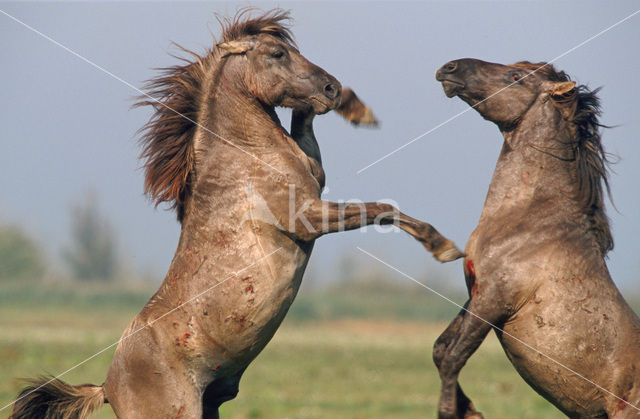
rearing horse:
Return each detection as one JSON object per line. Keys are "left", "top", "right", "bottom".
{"left": 434, "top": 58, "right": 640, "bottom": 418}
{"left": 10, "top": 11, "right": 462, "bottom": 419}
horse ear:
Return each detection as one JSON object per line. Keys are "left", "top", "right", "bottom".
{"left": 549, "top": 81, "right": 576, "bottom": 98}
{"left": 335, "top": 88, "right": 379, "bottom": 127}
{"left": 548, "top": 81, "right": 578, "bottom": 120}
{"left": 217, "top": 40, "right": 255, "bottom": 55}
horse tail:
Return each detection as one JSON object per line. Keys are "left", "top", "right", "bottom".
{"left": 10, "top": 376, "right": 105, "bottom": 419}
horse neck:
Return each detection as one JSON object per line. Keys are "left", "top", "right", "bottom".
{"left": 196, "top": 63, "right": 282, "bottom": 151}
{"left": 175, "top": 61, "right": 282, "bottom": 251}
{"left": 480, "top": 99, "right": 578, "bottom": 223}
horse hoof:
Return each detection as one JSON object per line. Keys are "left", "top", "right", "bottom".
{"left": 464, "top": 412, "right": 484, "bottom": 419}
{"left": 434, "top": 243, "right": 465, "bottom": 263}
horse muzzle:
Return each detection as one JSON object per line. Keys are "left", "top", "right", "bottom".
{"left": 310, "top": 84, "right": 342, "bottom": 114}
{"left": 436, "top": 61, "right": 466, "bottom": 97}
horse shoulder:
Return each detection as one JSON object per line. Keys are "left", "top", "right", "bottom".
{"left": 273, "top": 129, "right": 325, "bottom": 193}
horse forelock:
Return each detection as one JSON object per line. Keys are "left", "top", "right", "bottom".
{"left": 513, "top": 61, "right": 613, "bottom": 254}
{"left": 135, "top": 9, "right": 293, "bottom": 223}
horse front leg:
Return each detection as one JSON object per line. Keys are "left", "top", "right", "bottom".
{"left": 436, "top": 297, "right": 503, "bottom": 419}
{"left": 289, "top": 200, "right": 463, "bottom": 262}
{"left": 434, "top": 304, "right": 484, "bottom": 419}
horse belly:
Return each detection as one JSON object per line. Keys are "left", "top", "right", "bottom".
{"left": 232, "top": 240, "right": 311, "bottom": 348}
{"left": 189, "top": 236, "right": 313, "bottom": 376}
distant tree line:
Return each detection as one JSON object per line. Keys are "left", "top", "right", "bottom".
{"left": 62, "top": 197, "right": 118, "bottom": 281}
{"left": 0, "top": 224, "right": 44, "bottom": 281}
{"left": 0, "top": 195, "right": 119, "bottom": 282}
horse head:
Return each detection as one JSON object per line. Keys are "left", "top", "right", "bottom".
{"left": 436, "top": 58, "right": 577, "bottom": 130}
{"left": 217, "top": 14, "right": 341, "bottom": 115}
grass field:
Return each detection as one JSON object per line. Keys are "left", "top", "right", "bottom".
{"left": 0, "top": 281, "right": 584, "bottom": 418}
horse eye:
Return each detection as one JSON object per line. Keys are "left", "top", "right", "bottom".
{"left": 271, "top": 50, "right": 284, "bottom": 59}
{"left": 512, "top": 73, "right": 521, "bottom": 82}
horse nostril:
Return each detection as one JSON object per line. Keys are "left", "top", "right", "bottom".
{"left": 444, "top": 61, "right": 457, "bottom": 73}
{"left": 324, "top": 83, "right": 339, "bottom": 99}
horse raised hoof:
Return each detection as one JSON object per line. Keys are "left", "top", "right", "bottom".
{"left": 335, "top": 88, "right": 379, "bottom": 127}
{"left": 433, "top": 241, "right": 465, "bottom": 263}
{"left": 438, "top": 408, "right": 484, "bottom": 419}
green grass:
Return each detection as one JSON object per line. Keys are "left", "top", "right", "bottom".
{"left": 288, "top": 279, "right": 467, "bottom": 323}
{"left": 0, "top": 280, "right": 604, "bottom": 418}
{"left": 219, "top": 321, "right": 563, "bottom": 418}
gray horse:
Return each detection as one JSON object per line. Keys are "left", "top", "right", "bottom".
{"left": 11, "top": 11, "right": 462, "bottom": 419}
{"left": 434, "top": 58, "right": 640, "bottom": 418}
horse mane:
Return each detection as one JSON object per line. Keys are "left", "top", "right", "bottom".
{"left": 135, "top": 9, "right": 293, "bottom": 222}
{"left": 220, "top": 8, "right": 295, "bottom": 47}
{"left": 513, "top": 61, "right": 613, "bottom": 254}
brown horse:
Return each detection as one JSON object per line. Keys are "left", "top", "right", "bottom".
{"left": 10, "top": 10, "right": 462, "bottom": 419}
{"left": 433, "top": 58, "right": 640, "bottom": 418}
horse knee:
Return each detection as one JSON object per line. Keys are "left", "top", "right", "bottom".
{"left": 433, "top": 337, "right": 448, "bottom": 368}
{"left": 433, "top": 310, "right": 467, "bottom": 369}
{"left": 433, "top": 326, "right": 458, "bottom": 369}
{"left": 202, "top": 375, "right": 241, "bottom": 411}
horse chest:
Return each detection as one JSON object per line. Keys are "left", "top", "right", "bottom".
{"left": 285, "top": 153, "right": 325, "bottom": 193}
{"left": 280, "top": 127, "right": 325, "bottom": 190}
{"left": 463, "top": 224, "right": 516, "bottom": 298}
{"left": 464, "top": 227, "right": 491, "bottom": 268}
{"left": 305, "top": 157, "right": 325, "bottom": 189}
{"left": 292, "top": 147, "right": 325, "bottom": 190}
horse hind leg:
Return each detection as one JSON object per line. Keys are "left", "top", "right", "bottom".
{"left": 202, "top": 403, "right": 220, "bottom": 419}
{"left": 434, "top": 306, "right": 483, "bottom": 418}
{"left": 104, "top": 349, "right": 203, "bottom": 418}
{"left": 434, "top": 302, "right": 496, "bottom": 419}
{"left": 202, "top": 373, "right": 243, "bottom": 419}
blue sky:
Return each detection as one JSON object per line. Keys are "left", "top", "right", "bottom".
{"left": 1, "top": 1, "right": 639, "bottom": 293}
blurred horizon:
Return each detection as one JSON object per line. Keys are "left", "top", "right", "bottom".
{"left": 2, "top": 1, "right": 639, "bottom": 295}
